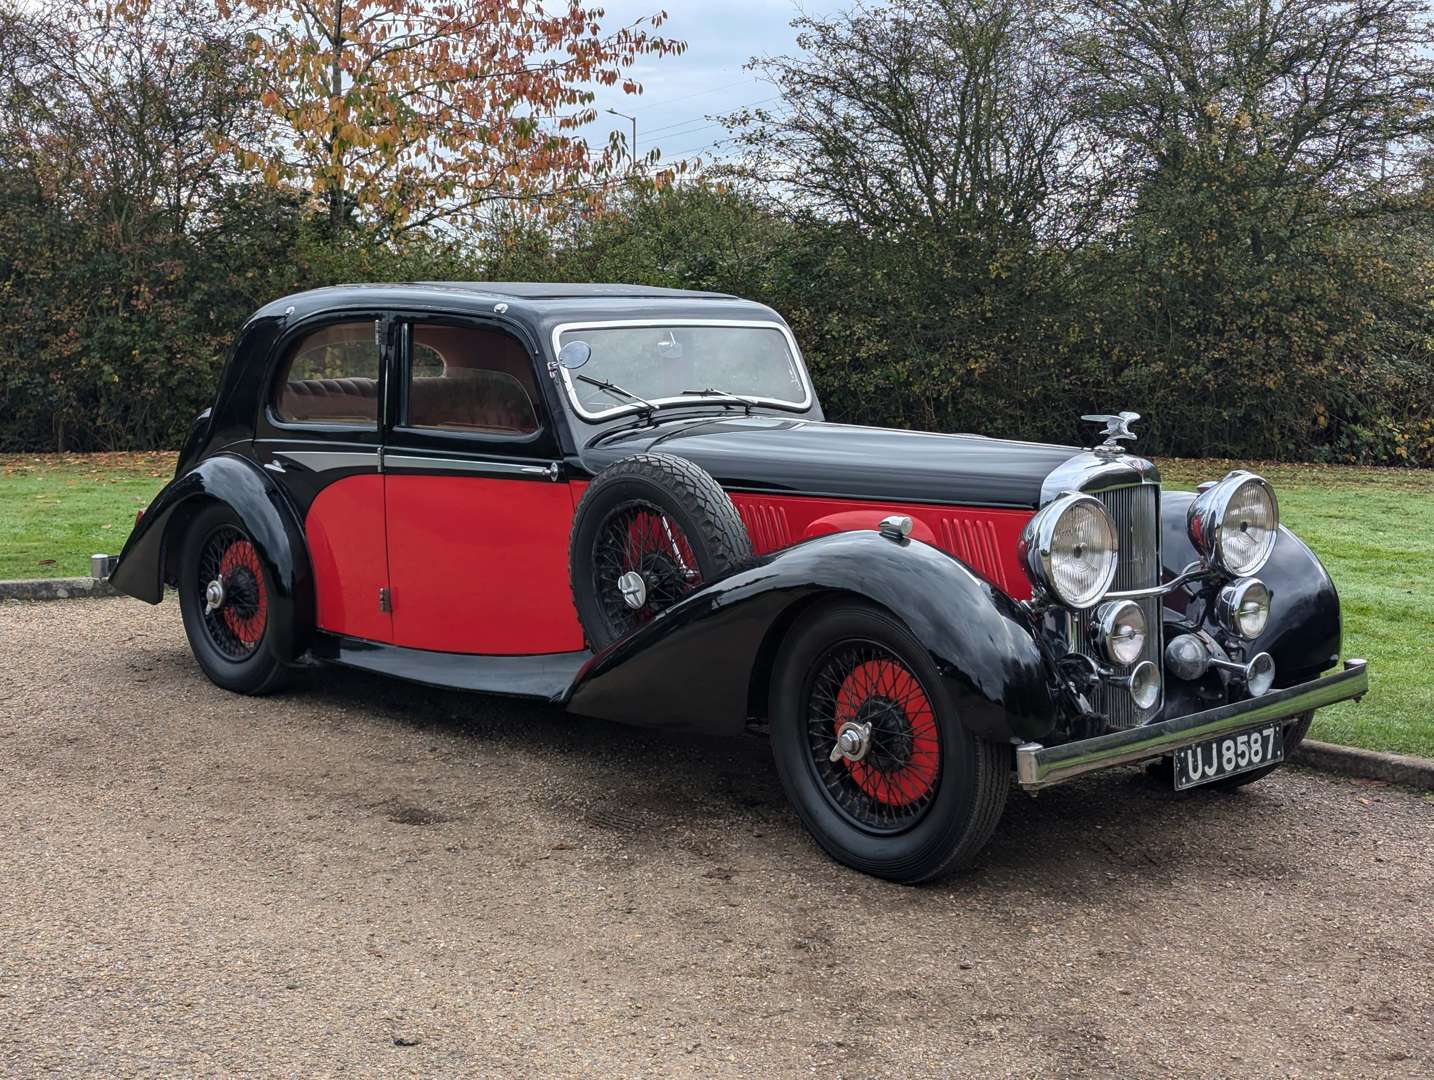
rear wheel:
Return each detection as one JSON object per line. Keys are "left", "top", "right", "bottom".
{"left": 769, "top": 601, "right": 1010, "bottom": 883}
{"left": 178, "top": 504, "right": 289, "bottom": 695}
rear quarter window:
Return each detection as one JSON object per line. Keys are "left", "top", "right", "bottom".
{"left": 272, "top": 321, "right": 381, "bottom": 426}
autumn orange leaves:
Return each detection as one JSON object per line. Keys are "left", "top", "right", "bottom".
{"left": 219, "top": 0, "right": 688, "bottom": 233}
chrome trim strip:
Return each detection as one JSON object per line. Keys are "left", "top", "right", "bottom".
{"left": 1105, "top": 562, "right": 1211, "bottom": 599}
{"left": 1016, "top": 659, "right": 1368, "bottom": 790}
{"left": 274, "top": 450, "right": 378, "bottom": 472}
{"left": 381, "top": 453, "right": 558, "bottom": 479}
{"left": 1040, "top": 450, "right": 1159, "bottom": 507}
{"left": 549, "top": 318, "right": 815, "bottom": 421}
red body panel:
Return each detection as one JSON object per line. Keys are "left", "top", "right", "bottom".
{"left": 306, "top": 474, "right": 394, "bottom": 642}
{"left": 729, "top": 492, "right": 1033, "bottom": 599}
{"left": 384, "top": 476, "right": 585, "bottom": 654}
{"left": 305, "top": 476, "right": 1031, "bottom": 656}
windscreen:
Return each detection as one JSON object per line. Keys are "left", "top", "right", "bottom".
{"left": 558, "top": 323, "right": 808, "bottom": 417}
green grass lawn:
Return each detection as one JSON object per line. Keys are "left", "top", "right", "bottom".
{"left": 0, "top": 452, "right": 178, "bottom": 579}
{"left": 2, "top": 451, "right": 1430, "bottom": 757}
{"left": 1162, "top": 459, "right": 1433, "bottom": 759}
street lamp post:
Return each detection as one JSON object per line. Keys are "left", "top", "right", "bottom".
{"left": 606, "top": 108, "right": 637, "bottom": 174}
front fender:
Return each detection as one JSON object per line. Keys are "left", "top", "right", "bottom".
{"left": 564, "top": 531, "right": 1059, "bottom": 741}
{"left": 110, "top": 453, "right": 314, "bottom": 662}
{"left": 1161, "top": 490, "right": 1340, "bottom": 682}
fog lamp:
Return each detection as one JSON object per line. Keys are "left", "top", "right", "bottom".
{"left": 1094, "top": 600, "right": 1147, "bottom": 666}
{"left": 1216, "top": 578, "right": 1271, "bottom": 639}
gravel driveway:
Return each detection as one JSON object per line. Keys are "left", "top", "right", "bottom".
{"left": 2, "top": 598, "right": 1431, "bottom": 1078}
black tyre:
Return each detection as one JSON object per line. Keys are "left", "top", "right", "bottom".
{"left": 178, "top": 503, "right": 290, "bottom": 695}
{"left": 1148, "top": 712, "right": 1313, "bottom": 790}
{"left": 769, "top": 601, "right": 1011, "bottom": 884}
{"left": 569, "top": 453, "right": 752, "bottom": 649}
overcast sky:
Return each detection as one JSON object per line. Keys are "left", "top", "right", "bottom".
{"left": 572, "top": 1, "right": 845, "bottom": 164}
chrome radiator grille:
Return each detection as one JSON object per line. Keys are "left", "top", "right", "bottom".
{"left": 1073, "top": 482, "right": 1163, "bottom": 729}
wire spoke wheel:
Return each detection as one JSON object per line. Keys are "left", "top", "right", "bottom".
{"left": 195, "top": 525, "right": 268, "bottom": 660}
{"left": 591, "top": 498, "right": 703, "bottom": 640}
{"left": 803, "top": 640, "right": 942, "bottom": 834}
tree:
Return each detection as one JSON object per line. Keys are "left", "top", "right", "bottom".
{"left": 223, "top": 0, "right": 685, "bottom": 236}
{"left": 729, "top": 0, "right": 1094, "bottom": 248}
{"left": 1, "top": 0, "right": 260, "bottom": 241}
{"left": 1065, "top": 0, "right": 1434, "bottom": 457}
{"left": 1067, "top": 0, "right": 1434, "bottom": 235}
{"left": 721, "top": 0, "right": 1098, "bottom": 440}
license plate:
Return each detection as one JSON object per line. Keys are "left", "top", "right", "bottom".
{"left": 1173, "top": 725, "right": 1284, "bottom": 789}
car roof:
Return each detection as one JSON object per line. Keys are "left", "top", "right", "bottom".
{"left": 248, "top": 282, "right": 781, "bottom": 341}
{"left": 415, "top": 281, "right": 736, "bottom": 300}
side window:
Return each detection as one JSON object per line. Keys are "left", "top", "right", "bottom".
{"left": 272, "top": 320, "right": 381, "bottom": 426}
{"left": 404, "top": 323, "right": 540, "bottom": 436}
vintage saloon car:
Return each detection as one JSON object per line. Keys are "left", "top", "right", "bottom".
{"left": 108, "top": 282, "right": 1368, "bottom": 882}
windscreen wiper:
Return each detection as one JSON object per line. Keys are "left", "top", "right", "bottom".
{"left": 680, "top": 387, "right": 759, "bottom": 414}
{"left": 576, "top": 373, "right": 660, "bottom": 417}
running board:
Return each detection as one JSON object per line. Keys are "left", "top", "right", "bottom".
{"left": 309, "top": 633, "right": 591, "bottom": 702}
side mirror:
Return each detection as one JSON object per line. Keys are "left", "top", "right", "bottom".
{"left": 557, "top": 340, "right": 591, "bottom": 370}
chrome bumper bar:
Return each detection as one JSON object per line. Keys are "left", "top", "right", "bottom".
{"left": 1016, "top": 658, "right": 1369, "bottom": 790}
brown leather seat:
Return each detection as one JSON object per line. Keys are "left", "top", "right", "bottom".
{"left": 407, "top": 371, "right": 537, "bottom": 434}
{"left": 405, "top": 325, "right": 540, "bottom": 434}
{"left": 278, "top": 377, "right": 379, "bottom": 423}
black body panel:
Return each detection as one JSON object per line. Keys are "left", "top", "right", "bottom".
{"left": 581, "top": 416, "right": 1080, "bottom": 509}
{"left": 311, "top": 635, "right": 590, "bottom": 700}
{"left": 109, "top": 453, "right": 315, "bottom": 662}
{"left": 564, "top": 530, "right": 1060, "bottom": 741}
{"left": 1160, "top": 490, "right": 1341, "bottom": 683}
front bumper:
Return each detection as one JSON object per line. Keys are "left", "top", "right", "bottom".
{"left": 1015, "top": 658, "right": 1368, "bottom": 790}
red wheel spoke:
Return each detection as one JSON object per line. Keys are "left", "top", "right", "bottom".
{"left": 806, "top": 642, "right": 943, "bottom": 831}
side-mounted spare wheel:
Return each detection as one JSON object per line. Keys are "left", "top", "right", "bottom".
{"left": 178, "top": 502, "right": 291, "bottom": 695}
{"left": 569, "top": 452, "right": 753, "bottom": 650}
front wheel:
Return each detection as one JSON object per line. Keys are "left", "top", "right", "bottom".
{"left": 769, "top": 601, "right": 1010, "bottom": 883}
{"left": 178, "top": 503, "right": 290, "bottom": 695}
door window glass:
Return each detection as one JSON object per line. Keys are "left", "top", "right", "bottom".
{"left": 272, "top": 320, "right": 381, "bottom": 425}
{"left": 405, "top": 324, "right": 540, "bottom": 436}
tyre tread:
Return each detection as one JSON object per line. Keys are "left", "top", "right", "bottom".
{"left": 568, "top": 452, "right": 753, "bottom": 648}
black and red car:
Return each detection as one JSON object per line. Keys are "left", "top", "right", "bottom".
{"left": 107, "top": 282, "right": 1368, "bottom": 882}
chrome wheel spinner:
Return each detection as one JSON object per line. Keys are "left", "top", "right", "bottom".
{"left": 829, "top": 720, "right": 873, "bottom": 764}
{"left": 617, "top": 570, "right": 647, "bottom": 610}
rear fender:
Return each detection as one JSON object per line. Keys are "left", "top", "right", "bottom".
{"left": 563, "top": 530, "right": 1059, "bottom": 741}
{"left": 110, "top": 453, "right": 314, "bottom": 662}
{"left": 1161, "top": 490, "right": 1340, "bottom": 682}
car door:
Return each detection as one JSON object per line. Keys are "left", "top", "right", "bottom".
{"left": 253, "top": 313, "right": 394, "bottom": 644}
{"left": 381, "top": 317, "right": 585, "bottom": 655}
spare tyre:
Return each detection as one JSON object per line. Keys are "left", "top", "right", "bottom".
{"left": 569, "top": 453, "right": 753, "bottom": 649}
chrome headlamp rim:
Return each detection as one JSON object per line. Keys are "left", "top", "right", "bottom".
{"left": 1215, "top": 577, "right": 1271, "bottom": 639}
{"left": 1093, "top": 599, "right": 1147, "bottom": 666}
{"left": 1187, "top": 470, "right": 1279, "bottom": 577}
{"left": 1018, "top": 492, "right": 1119, "bottom": 611}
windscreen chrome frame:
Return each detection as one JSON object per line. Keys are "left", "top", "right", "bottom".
{"left": 549, "top": 318, "right": 816, "bottom": 422}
